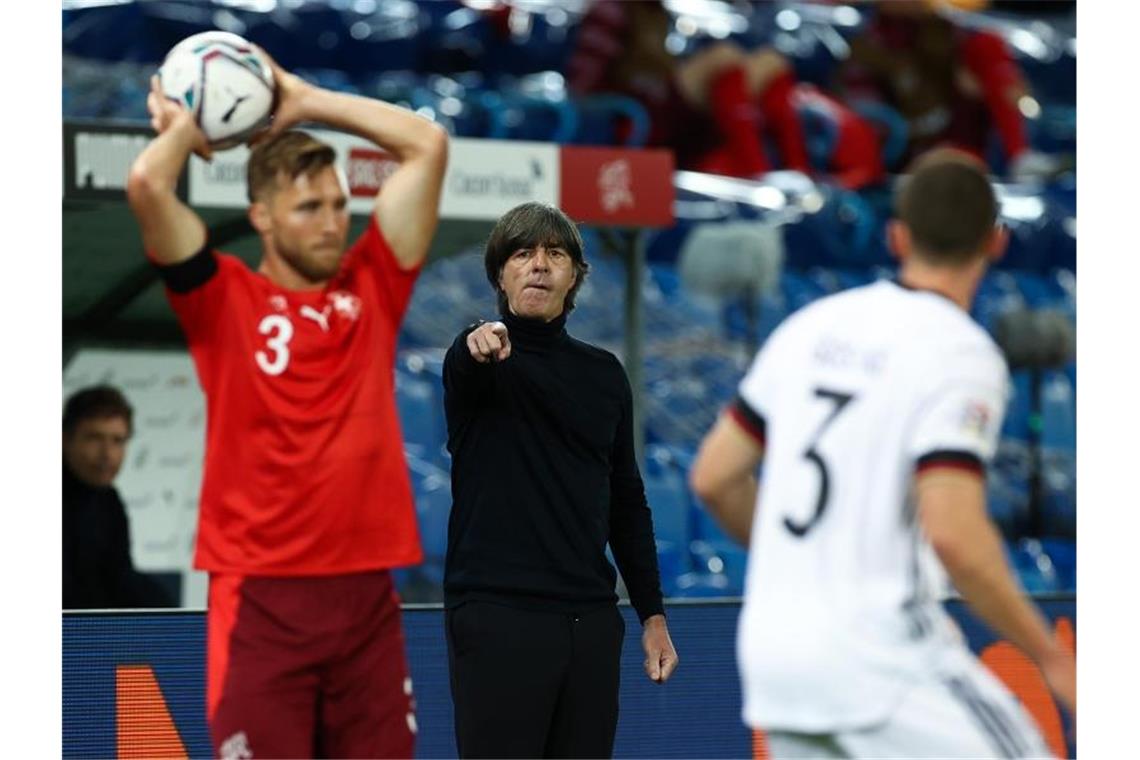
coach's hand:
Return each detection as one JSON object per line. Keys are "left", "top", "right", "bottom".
{"left": 642, "top": 614, "right": 678, "bottom": 683}
{"left": 467, "top": 321, "right": 511, "bottom": 364}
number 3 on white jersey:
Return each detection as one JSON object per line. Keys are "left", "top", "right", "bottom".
{"left": 255, "top": 315, "right": 294, "bottom": 376}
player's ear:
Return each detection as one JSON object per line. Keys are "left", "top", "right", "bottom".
{"left": 249, "top": 201, "right": 271, "bottom": 235}
{"left": 986, "top": 224, "right": 1009, "bottom": 263}
{"left": 886, "top": 220, "right": 911, "bottom": 263}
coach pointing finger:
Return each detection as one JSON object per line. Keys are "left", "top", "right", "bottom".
{"left": 466, "top": 320, "right": 511, "bottom": 363}
{"left": 443, "top": 202, "right": 676, "bottom": 759}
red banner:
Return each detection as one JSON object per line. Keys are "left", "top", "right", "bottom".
{"left": 558, "top": 146, "right": 674, "bottom": 227}
{"left": 346, "top": 147, "right": 399, "bottom": 198}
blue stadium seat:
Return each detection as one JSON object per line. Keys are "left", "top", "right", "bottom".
{"left": 971, "top": 271, "right": 1023, "bottom": 334}
{"left": 691, "top": 505, "right": 734, "bottom": 548}
{"left": 396, "top": 371, "right": 447, "bottom": 463}
{"left": 780, "top": 271, "right": 829, "bottom": 313}
{"left": 1040, "top": 371, "right": 1075, "bottom": 451}
{"left": 1038, "top": 538, "right": 1075, "bottom": 591}
{"left": 671, "top": 570, "right": 735, "bottom": 598}
{"left": 643, "top": 471, "right": 690, "bottom": 547}
{"left": 654, "top": 540, "right": 689, "bottom": 597}
{"left": 988, "top": 439, "right": 1032, "bottom": 537}
{"left": 1002, "top": 371, "right": 1035, "bottom": 442}
{"left": 572, "top": 94, "right": 651, "bottom": 147}
{"left": 1040, "top": 448, "right": 1075, "bottom": 539}
{"left": 782, "top": 187, "right": 880, "bottom": 269}
{"left": 1006, "top": 538, "right": 1061, "bottom": 594}
{"left": 414, "top": 478, "right": 452, "bottom": 562}
{"left": 690, "top": 540, "right": 748, "bottom": 595}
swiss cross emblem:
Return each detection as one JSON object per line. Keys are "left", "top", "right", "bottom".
{"left": 598, "top": 159, "right": 634, "bottom": 214}
{"left": 328, "top": 290, "right": 362, "bottom": 321}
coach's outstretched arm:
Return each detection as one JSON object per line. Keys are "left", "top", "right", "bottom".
{"left": 254, "top": 49, "right": 449, "bottom": 270}
{"left": 126, "top": 79, "right": 211, "bottom": 266}
{"left": 918, "top": 470, "right": 1076, "bottom": 715}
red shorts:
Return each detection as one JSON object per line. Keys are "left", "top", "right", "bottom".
{"left": 207, "top": 570, "right": 414, "bottom": 759}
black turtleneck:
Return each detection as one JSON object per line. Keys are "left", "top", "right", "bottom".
{"left": 63, "top": 465, "right": 173, "bottom": 609}
{"left": 442, "top": 310, "right": 665, "bottom": 623}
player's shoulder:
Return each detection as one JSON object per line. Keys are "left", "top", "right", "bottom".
{"left": 884, "top": 282, "right": 1008, "bottom": 382}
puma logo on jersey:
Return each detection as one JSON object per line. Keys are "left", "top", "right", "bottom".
{"left": 300, "top": 305, "right": 332, "bottom": 332}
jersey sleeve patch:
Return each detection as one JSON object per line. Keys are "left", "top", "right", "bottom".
{"left": 915, "top": 449, "right": 985, "bottom": 478}
{"left": 728, "top": 395, "right": 767, "bottom": 448}
{"left": 154, "top": 244, "right": 218, "bottom": 294}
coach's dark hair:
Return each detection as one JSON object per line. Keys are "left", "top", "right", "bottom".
{"left": 63, "top": 385, "right": 133, "bottom": 436}
{"left": 894, "top": 149, "right": 999, "bottom": 266}
{"left": 484, "top": 202, "right": 590, "bottom": 315}
{"left": 247, "top": 130, "right": 337, "bottom": 203}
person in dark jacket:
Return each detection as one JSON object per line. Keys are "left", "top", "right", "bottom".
{"left": 63, "top": 385, "right": 173, "bottom": 609}
{"left": 443, "top": 201, "right": 678, "bottom": 758}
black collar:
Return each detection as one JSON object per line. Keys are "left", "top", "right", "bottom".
{"left": 500, "top": 309, "right": 568, "bottom": 348}
{"left": 891, "top": 277, "right": 959, "bottom": 307}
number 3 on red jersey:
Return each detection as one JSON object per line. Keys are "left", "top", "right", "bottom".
{"left": 256, "top": 315, "right": 294, "bottom": 376}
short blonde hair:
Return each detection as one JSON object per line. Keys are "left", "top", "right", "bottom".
{"left": 246, "top": 130, "right": 336, "bottom": 202}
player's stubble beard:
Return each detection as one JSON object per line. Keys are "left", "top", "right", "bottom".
{"left": 275, "top": 233, "right": 345, "bottom": 285}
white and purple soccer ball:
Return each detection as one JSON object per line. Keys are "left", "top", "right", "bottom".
{"left": 158, "top": 31, "right": 276, "bottom": 150}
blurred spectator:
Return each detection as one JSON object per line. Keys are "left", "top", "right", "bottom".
{"left": 567, "top": 0, "right": 884, "bottom": 188}
{"left": 63, "top": 385, "right": 173, "bottom": 609}
{"left": 838, "top": 0, "right": 1058, "bottom": 181}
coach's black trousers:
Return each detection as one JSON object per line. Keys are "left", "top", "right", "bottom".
{"left": 445, "top": 600, "right": 625, "bottom": 759}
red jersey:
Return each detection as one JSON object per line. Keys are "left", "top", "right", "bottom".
{"left": 163, "top": 217, "right": 423, "bottom": 575}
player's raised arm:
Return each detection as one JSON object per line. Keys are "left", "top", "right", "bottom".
{"left": 690, "top": 404, "right": 765, "bottom": 545}
{"left": 917, "top": 470, "right": 1076, "bottom": 714}
{"left": 254, "top": 49, "right": 448, "bottom": 271}
{"left": 126, "top": 77, "right": 210, "bottom": 266}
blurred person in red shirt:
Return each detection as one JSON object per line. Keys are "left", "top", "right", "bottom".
{"left": 838, "top": 0, "right": 1056, "bottom": 180}
{"left": 567, "top": 0, "right": 885, "bottom": 189}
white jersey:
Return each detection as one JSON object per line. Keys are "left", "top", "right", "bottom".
{"left": 734, "top": 279, "right": 1010, "bottom": 733}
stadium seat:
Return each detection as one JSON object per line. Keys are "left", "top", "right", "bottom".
{"left": 780, "top": 271, "right": 829, "bottom": 313}
{"left": 1006, "top": 538, "right": 1061, "bottom": 594}
{"left": 396, "top": 371, "right": 447, "bottom": 463}
{"left": 691, "top": 540, "right": 748, "bottom": 595}
{"left": 654, "top": 540, "right": 689, "bottom": 597}
{"left": 1040, "top": 370, "right": 1075, "bottom": 451}
{"left": 643, "top": 470, "right": 691, "bottom": 548}
{"left": 1002, "top": 371, "right": 1035, "bottom": 442}
{"left": 672, "top": 570, "right": 735, "bottom": 598}
{"left": 414, "top": 477, "right": 452, "bottom": 562}
{"left": 1038, "top": 538, "right": 1075, "bottom": 591}
{"left": 972, "top": 271, "right": 1024, "bottom": 333}
{"left": 691, "top": 504, "right": 734, "bottom": 549}
{"left": 572, "top": 95, "right": 651, "bottom": 147}
{"left": 1039, "top": 447, "right": 1075, "bottom": 539}
{"left": 988, "top": 439, "right": 1032, "bottom": 537}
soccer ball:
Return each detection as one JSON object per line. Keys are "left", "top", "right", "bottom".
{"left": 158, "top": 31, "right": 276, "bottom": 150}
